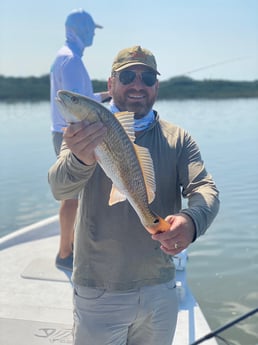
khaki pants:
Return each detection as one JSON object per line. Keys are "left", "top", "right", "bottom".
{"left": 73, "top": 279, "right": 178, "bottom": 345}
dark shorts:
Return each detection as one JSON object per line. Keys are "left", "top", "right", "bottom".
{"left": 52, "top": 131, "right": 63, "bottom": 156}
{"left": 52, "top": 131, "right": 79, "bottom": 200}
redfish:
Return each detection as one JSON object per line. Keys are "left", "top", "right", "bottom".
{"left": 56, "top": 90, "right": 170, "bottom": 234}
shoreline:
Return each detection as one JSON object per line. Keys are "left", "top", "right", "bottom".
{"left": 0, "top": 75, "right": 258, "bottom": 102}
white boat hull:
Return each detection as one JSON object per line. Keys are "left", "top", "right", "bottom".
{"left": 0, "top": 216, "right": 217, "bottom": 344}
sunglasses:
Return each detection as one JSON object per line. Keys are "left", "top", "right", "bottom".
{"left": 116, "top": 70, "right": 157, "bottom": 87}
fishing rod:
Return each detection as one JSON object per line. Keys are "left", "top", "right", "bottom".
{"left": 183, "top": 56, "right": 251, "bottom": 76}
{"left": 190, "top": 307, "right": 258, "bottom": 345}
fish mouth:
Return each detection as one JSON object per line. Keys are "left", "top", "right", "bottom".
{"left": 56, "top": 90, "right": 80, "bottom": 107}
{"left": 55, "top": 90, "right": 80, "bottom": 124}
{"left": 55, "top": 91, "right": 73, "bottom": 111}
{"left": 56, "top": 90, "right": 67, "bottom": 105}
{"left": 55, "top": 90, "right": 65, "bottom": 107}
{"left": 55, "top": 94, "right": 64, "bottom": 110}
{"left": 55, "top": 94, "right": 66, "bottom": 113}
{"left": 55, "top": 95, "right": 62, "bottom": 105}
{"left": 55, "top": 92, "right": 68, "bottom": 116}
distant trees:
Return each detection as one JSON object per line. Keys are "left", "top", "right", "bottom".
{"left": 158, "top": 76, "right": 258, "bottom": 99}
{"left": 0, "top": 74, "right": 257, "bottom": 102}
{"left": 0, "top": 75, "right": 50, "bottom": 101}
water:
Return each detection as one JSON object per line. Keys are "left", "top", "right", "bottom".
{"left": 0, "top": 102, "right": 59, "bottom": 234}
{"left": 1, "top": 99, "right": 258, "bottom": 344}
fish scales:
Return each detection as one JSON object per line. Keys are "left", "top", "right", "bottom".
{"left": 94, "top": 107, "right": 152, "bottom": 221}
{"left": 56, "top": 90, "right": 171, "bottom": 234}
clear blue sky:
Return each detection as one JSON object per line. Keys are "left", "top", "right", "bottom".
{"left": 1, "top": 0, "right": 257, "bottom": 81}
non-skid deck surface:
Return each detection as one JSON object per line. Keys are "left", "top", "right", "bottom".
{"left": 21, "top": 258, "right": 72, "bottom": 282}
{"left": 0, "top": 318, "right": 72, "bottom": 345}
{"left": 0, "top": 217, "right": 218, "bottom": 345}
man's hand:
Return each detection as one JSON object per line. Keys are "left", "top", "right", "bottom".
{"left": 63, "top": 120, "right": 107, "bottom": 165}
{"left": 152, "top": 213, "right": 196, "bottom": 255}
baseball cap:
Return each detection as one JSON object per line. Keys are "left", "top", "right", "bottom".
{"left": 112, "top": 46, "right": 160, "bottom": 75}
{"left": 65, "top": 9, "right": 103, "bottom": 30}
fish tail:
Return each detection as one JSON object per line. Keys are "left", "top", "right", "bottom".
{"left": 145, "top": 214, "right": 171, "bottom": 235}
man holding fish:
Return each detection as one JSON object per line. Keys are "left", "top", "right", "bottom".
{"left": 49, "top": 45, "right": 220, "bottom": 345}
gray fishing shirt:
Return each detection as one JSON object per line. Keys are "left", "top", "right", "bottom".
{"left": 48, "top": 114, "right": 220, "bottom": 291}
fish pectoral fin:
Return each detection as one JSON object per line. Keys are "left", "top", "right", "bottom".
{"left": 134, "top": 144, "right": 156, "bottom": 204}
{"left": 114, "top": 111, "right": 135, "bottom": 142}
{"left": 108, "top": 185, "right": 127, "bottom": 206}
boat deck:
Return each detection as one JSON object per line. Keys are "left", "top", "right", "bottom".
{"left": 0, "top": 216, "right": 217, "bottom": 344}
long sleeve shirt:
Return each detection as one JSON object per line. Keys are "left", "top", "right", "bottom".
{"left": 48, "top": 113, "right": 220, "bottom": 291}
{"left": 50, "top": 43, "right": 101, "bottom": 133}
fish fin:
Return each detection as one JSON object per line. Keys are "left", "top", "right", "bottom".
{"left": 114, "top": 111, "right": 136, "bottom": 142}
{"left": 134, "top": 144, "right": 156, "bottom": 204}
{"left": 108, "top": 184, "right": 127, "bottom": 206}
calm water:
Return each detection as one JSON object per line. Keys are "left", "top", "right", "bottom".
{"left": 1, "top": 99, "right": 258, "bottom": 344}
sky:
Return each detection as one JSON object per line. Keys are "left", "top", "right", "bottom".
{"left": 0, "top": 0, "right": 258, "bottom": 81}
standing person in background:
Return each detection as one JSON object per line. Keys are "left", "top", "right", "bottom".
{"left": 50, "top": 8, "right": 110, "bottom": 271}
{"left": 49, "top": 45, "right": 220, "bottom": 345}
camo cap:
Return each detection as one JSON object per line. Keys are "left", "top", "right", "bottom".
{"left": 112, "top": 46, "right": 160, "bottom": 75}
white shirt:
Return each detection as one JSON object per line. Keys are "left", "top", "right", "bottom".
{"left": 50, "top": 38, "right": 101, "bottom": 132}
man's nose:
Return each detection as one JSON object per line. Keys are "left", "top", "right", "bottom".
{"left": 131, "top": 73, "right": 145, "bottom": 88}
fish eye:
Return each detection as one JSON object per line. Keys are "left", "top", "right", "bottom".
{"left": 71, "top": 96, "right": 79, "bottom": 104}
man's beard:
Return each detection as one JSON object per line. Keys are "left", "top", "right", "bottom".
{"left": 113, "top": 92, "right": 155, "bottom": 119}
